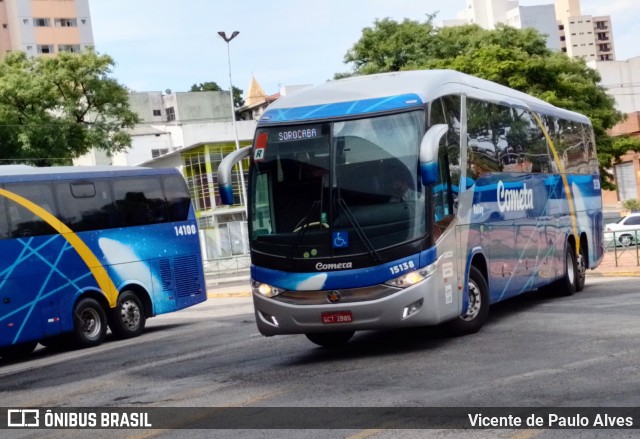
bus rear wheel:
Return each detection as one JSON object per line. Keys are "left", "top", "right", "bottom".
{"left": 109, "top": 291, "right": 146, "bottom": 339}
{"left": 305, "top": 331, "right": 355, "bottom": 348}
{"left": 575, "top": 244, "right": 587, "bottom": 293}
{"left": 445, "top": 266, "right": 489, "bottom": 336}
{"left": 554, "top": 245, "right": 578, "bottom": 297}
{"left": 72, "top": 298, "right": 107, "bottom": 348}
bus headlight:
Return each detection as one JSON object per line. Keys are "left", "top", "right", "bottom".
{"left": 252, "top": 281, "right": 283, "bottom": 298}
{"left": 384, "top": 264, "right": 436, "bottom": 289}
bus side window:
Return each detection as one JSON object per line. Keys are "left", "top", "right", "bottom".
{"left": 113, "top": 177, "right": 169, "bottom": 227}
{"left": 56, "top": 180, "right": 117, "bottom": 232}
{"left": 5, "top": 183, "right": 58, "bottom": 238}
{"left": 163, "top": 175, "right": 191, "bottom": 222}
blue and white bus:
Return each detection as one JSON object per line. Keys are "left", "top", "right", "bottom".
{"left": 218, "top": 70, "right": 603, "bottom": 347}
{"left": 0, "top": 166, "right": 206, "bottom": 358}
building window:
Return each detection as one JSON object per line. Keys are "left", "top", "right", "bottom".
{"left": 153, "top": 109, "right": 162, "bottom": 116}
{"left": 166, "top": 107, "right": 176, "bottom": 121}
{"left": 37, "top": 45, "right": 54, "bottom": 54}
{"left": 2, "top": 24, "right": 7, "bottom": 29}
{"left": 33, "top": 18, "right": 50, "bottom": 27}
{"left": 58, "top": 44, "right": 81, "bottom": 53}
{"left": 151, "top": 148, "right": 169, "bottom": 158}
{"left": 558, "top": 24, "right": 564, "bottom": 30}
{"left": 55, "top": 18, "right": 78, "bottom": 27}
{"left": 23, "top": 19, "right": 29, "bottom": 24}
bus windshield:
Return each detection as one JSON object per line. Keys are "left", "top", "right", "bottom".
{"left": 250, "top": 111, "right": 425, "bottom": 263}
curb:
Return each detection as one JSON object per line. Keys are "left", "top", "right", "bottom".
{"left": 587, "top": 272, "right": 640, "bottom": 277}
{"left": 207, "top": 291, "right": 251, "bottom": 298}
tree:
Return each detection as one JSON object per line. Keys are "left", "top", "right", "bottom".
{"left": 338, "top": 16, "right": 640, "bottom": 189}
{"left": 190, "top": 81, "right": 244, "bottom": 108}
{"left": 0, "top": 50, "right": 139, "bottom": 166}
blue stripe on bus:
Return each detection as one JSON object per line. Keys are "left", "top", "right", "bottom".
{"left": 251, "top": 246, "right": 437, "bottom": 291}
{"left": 259, "top": 94, "right": 424, "bottom": 123}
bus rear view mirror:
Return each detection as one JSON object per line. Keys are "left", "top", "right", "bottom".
{"left": 419, "top": 124, "right": 448, "bottom": 186}
{"left": 218, "top": 146, "right": 251, "bottom": 205}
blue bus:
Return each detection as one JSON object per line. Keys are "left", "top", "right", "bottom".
{"left": 0, "top": 165, "right": 206, "bottom": 358}
{"left": 218, "top": 70, "right": 603, "bottom": 347}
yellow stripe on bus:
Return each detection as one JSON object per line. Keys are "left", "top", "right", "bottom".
{"left": 531, "top": 112, "right": 580, "bottom": 254}
{"left": 0, "top": 188, "right": 118, "bottom": 307}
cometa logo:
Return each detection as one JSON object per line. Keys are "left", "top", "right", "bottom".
{"left": 315, "top": 262, "right": 353, "bottom": 271}
{"left": 497, "top": 180, "right": 534, "bottom": 212}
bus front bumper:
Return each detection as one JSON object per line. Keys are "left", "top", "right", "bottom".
{"left": 252, "top": 275, "right": 456, "bottom": 336}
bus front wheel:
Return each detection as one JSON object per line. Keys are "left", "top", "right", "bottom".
{"left": 445, "top": 266, "right": 489, "bottom": 336}
{"left": 109, "top": 291, "right": 146, "bottom": 339}
{"left": 72, "top": 298, "right": 107, "bottom": 348}
{"left": 305, "top": 331, "right": 354, "bottom": 348}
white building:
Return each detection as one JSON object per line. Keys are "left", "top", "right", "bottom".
{"left": 587, "top": 57, "right": 640, "bottom": 114}
{"left": 444, "top": 0, "right": 616, "bottom": 60}
{"left": 506, "top": 4, "right": 560, "bottom": 51}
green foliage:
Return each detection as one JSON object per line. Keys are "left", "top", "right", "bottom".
{"left": 0, "top": 50, "right": 139, "bottom": 166}
{"left": 338, "top": 15, "right": 640, "bottom": 188}
{"left": 190, "top": 81, "right": 244, "bottom": 108}
{"left": 622, "top": 199, "right": 640, "bottom": 212}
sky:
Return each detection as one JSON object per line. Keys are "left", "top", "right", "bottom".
{"left": 88, "top": 0, "right": 640, "bottom": 97}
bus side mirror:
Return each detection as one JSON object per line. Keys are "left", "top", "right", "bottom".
{"left": 218, "top": 146, "right": 252, "bottom": 205}
{"left": 419, "top": 124, "right": 448, "bottom": 186}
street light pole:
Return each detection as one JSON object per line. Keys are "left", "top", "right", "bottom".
{"left": 218, "top": 31, "right": 247, "bottom": 214}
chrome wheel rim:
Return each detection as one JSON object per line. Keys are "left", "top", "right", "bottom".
{"left": 567, "top": 251, "right": 575, "bottom": 285}
{"left": 81, "top": 308, "right": 101, "bottom": 340}
{"left": 461, "top": 280, "right": 481, "bottom": 321}
{"left": 120, "top": 299, "right": 141, "bottom": 330}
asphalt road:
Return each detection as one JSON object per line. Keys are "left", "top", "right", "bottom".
{"left": 2, "top": 276, "right": 640, "bottom": 439}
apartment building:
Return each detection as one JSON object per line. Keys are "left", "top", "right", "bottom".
{"left": 0, "top": 0, "right": 94, "bottom": 57}
{"left": 556, "top": 0, "right": 615, "bottom": 61}
{"left": 446, "top": 0, "right": 616, "bottom": 61}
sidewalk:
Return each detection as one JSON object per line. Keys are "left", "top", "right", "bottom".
{"left": 206, "top": 273, "right": 251, "bottom": 298}
{"left": 588, "top": 249, "right": 640, "bottom": 277}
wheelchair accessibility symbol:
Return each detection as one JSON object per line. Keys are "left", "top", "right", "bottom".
{"left": 332, "top": 232, "right": 349, "bottom": 248}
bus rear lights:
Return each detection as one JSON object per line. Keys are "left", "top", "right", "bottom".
{"left": 402, "top": 299, "right": 424, "bottom": 319}
{"left": 259, "top": 311, "right": 279, "bottom": 327}
{"left": 252, "top": 281, "right": 283, "bottom": 298}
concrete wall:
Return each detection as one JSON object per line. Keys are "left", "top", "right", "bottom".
{"left": 589, "top": 58, "right": 640, "bottom": 114}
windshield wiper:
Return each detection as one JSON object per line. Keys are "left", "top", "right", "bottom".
{"left": 287, "top": 200, "right": 320, "bottom": 264}
{"left": 337, "top": 198, "right": 381, "bottom": 262}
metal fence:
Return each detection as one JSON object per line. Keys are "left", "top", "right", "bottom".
{"left": 604, "top": 230, "right": 640, "bottom": 267}
{"left": 203, "top": 255, "right": 251, "bottom": 277}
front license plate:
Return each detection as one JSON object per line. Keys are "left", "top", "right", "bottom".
{"left": 321, "top": 311, "right": 353, "bottom": 324}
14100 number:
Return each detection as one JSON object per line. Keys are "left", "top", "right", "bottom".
{"left": 174, "top": 225, "right": 197, "bottom": 236}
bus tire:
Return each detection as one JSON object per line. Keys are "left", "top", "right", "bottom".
{"left": 72, "top": 298, "right": 107, "bottom": 348}
{"left": 555, "top": 245, "right": 578, "bottom": 296}
{"left": 445, "top": 266, "right": 489, "bottom": 336}
{"left": 0, "top": 341, "right": 38, "bottom": 360}
{"left": 109, "top": 291, "right": 146, "bottom": 339}
{"left": 575, "top": 244, "right": 587, "bottom": 293}
{"left": 305, "top": 331, "right": 354, "bottom": 348}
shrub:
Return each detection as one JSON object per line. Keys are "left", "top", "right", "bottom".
{"left": 622, "top": 199, "right": 640, "bottom": 212}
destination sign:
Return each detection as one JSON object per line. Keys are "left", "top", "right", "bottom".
{"left": 276, "top": 125, "right": 322, "bottom": 142}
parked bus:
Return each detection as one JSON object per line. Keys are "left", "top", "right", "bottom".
{"left": 0, "top": 165, "right": 206, "bottom": 358}
{"left": 218, "top": 70, "right": 603, "bottom": 347}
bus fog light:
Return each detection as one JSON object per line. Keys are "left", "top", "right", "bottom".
{"left": 252, "top": 281, "right": 283, "bottom": 298}
{"left": 259, "top": 311, "right": 279, "bottom": 327}
{"left": 402, "top": 299, "right": 423, "bottom": 319}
